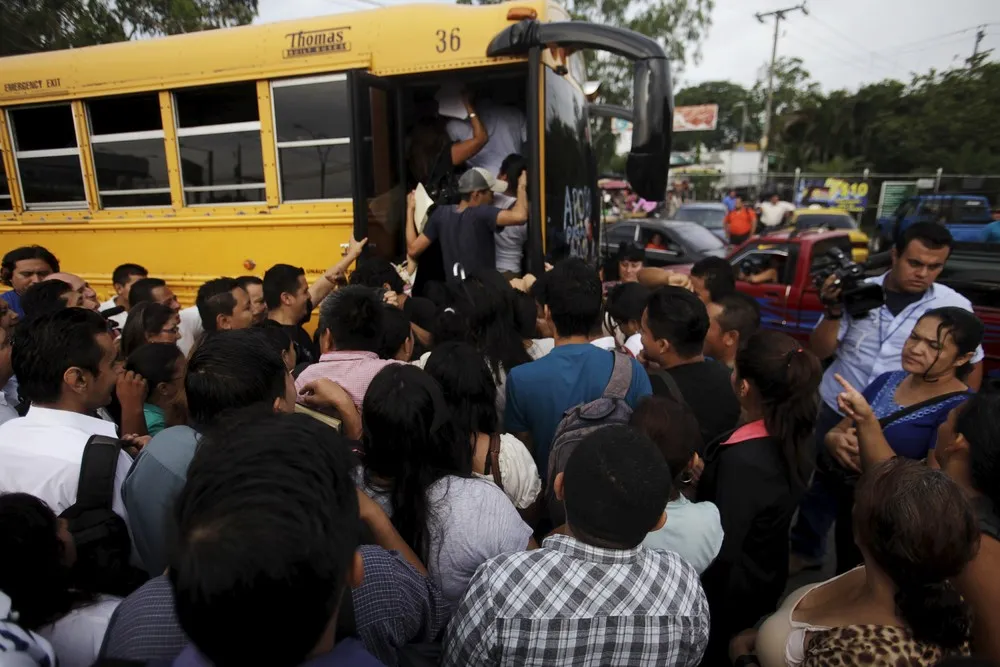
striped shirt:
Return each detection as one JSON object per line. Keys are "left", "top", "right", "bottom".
{"left": 819, "top": 273, "right": 984, "bottom": 414}
{"left": 443, "top": 534, "right": 710, "bottom": 667}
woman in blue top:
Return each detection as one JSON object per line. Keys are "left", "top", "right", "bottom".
{"left": 125, "top": 343, "right": 187, "bottom": 437}
{"left": 825, "top": 306, "right": 983, "bottom": 573}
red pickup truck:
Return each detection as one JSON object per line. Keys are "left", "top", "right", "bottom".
{"left": 723, "top": 230, "right": 1000, "bottom": 377}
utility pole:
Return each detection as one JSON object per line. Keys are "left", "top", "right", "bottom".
{"left": 755, "top": 3, "right": 807, "bottom": 180}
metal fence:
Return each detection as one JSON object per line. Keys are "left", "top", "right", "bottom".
{"left": 704, "top": 171, "right": 1000, "bottom": 232}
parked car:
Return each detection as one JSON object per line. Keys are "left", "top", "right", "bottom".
{"left": 872, "top": 194, "right": 994, "bottom": 251}
{"left": 788, "top": 208, "right": 869, "bottom": 263}
{"left": 671, "top": 202, "right": 728, "bottom": 241}
{"left": 601, "top": 219, "right": 727, "bottom": 268}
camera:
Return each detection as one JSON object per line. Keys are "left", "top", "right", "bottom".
{"left": 812, "top": 247, "right": 884, "bottom": 318}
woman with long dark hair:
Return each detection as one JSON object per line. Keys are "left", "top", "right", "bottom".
{"left": 359, "top": 364, "right": 533, "bottom": 607}
{"left": 697, "top": 330, "right": 822, "bottom": 665}
{"left": 822, "top": 307, "right": 981, "bottom": 573}
{"left": 424, "top": 342, "right": 541, "bottom": 511}
{"left": 0, "top": 493, "right": 121, "bottom": 667}
{"left": 120, "top": 302, "right": 181, "bottom": 358}
{"left": 750, "top": 458, "right": 977, "bottom": 667}
{"left": 125, "top": 343, "right": 187, "bottom": 437}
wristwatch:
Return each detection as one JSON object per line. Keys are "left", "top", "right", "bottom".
{"left": 468, "top": 112, "right": 478, "bottom": 118}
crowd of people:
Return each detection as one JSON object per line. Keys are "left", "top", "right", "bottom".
{"left": 0, "top": 210, "right": 998, "bottom": 667}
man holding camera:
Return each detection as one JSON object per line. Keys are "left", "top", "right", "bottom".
{"left": 789, "top": 222, "right": 983, "bottom": 572}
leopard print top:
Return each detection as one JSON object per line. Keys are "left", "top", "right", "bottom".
{"left": 803, "top": 624, "right": 969, "bottom": 667}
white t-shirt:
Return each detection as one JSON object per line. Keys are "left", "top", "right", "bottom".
{"left": 472, "top": 432, "right": 542, "bottom": 510}
{"left": 642, "top": 495, "right": 724, "bottom": 574}
{"left": 759, "top": 200, "right": 795, "bottom": 227}
{"left": 446, "top": 102, "right": 527, "bottom": 176}
{"left": 590, "top": 336, "right": 617, "bottom": 351}
{"left": 38, "top": 597, "right": 120, "bottom": 667}
{"left": 360, "top": 474, "right": 532, "bottom": 606}
{"left": 176, "top": 306, "right": 203, "bottom": 357}
{"left": 98, "top": 298, "right": 128, "bottom": 329}
{"left": 527, "top": 338, "right": 554, "bottom": 360}
{"left": 0, "top": 407, "right": 131, "bottom": 522}
{"left": 624, "top": 332, "right": 643, "bottom": 358}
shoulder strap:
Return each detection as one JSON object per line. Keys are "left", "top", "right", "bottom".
{"left": 603, "top": 352, "right": 633, "bottom": 401}
{"left": 649, "top": 369, "right": 687, "bottom": 407}
{"left": 488, "top": 433, "right": 503, "bottom": 489}
{"left": 73, "top": 435, "right": 127, "bottom": 512}
{"left": 877, "top": 391, "right": 969, "bottom": 430}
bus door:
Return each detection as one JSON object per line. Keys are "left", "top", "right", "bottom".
{"left": 349, "top": 71, "right": 405, "bottom": 262}
{"left": 487, "top": 20, "right": 673, "bottom": 273}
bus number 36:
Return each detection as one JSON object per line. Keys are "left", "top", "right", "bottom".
{"left": 435, "top": 28, "right": 461, "bottom": 53}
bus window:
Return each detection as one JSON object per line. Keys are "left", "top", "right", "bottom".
{"left": 8, "top": 104, "right": 87, "bottom": 210}
{"left": 88, "top": 93, "right": 171, "bottom": 208}
{"left": 271, "top": 74, "right": 353, "bottom": 201}
{"left": 174, "top": 82, "right": 265, "bottom": 205}
{"left": 545, "top": 68, "right": 596, "bottom": 265}
{"left": 0, "top": 170, "right": 11, "bottom": 211}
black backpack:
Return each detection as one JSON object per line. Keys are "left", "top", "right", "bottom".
{"left": 60, "top": 435, "right": 147, "bottom": 597}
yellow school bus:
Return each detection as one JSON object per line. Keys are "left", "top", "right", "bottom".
{"left": 0, "top": 1, "right": 672, "bottom": 304}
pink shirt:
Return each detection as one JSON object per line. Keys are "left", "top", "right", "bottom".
{"left": 295, "top": 351, "right": 401, "bottom": 409}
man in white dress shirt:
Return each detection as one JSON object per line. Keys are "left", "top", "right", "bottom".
{"left": 0, "top": 308, "right": 132, "bottom": 523}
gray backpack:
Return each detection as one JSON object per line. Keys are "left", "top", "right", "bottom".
{"left": 546, "top": 351, "right": 634, "bottom": 526}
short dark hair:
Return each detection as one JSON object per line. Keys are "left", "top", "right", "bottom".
{"left": 606, "top": 282, "right": 650, "bottom": 326}
{"left": 629, "top": 395, "right": 703, "bottom": 487}
{"left": 235, "top": 275, "right": 262, "bottom": 291}
{"left": 0, "top": 493, "right": 85, "bottom": 630}
{"left": 616, "top": 242, "right": 645, "bottom": 264}
{"left": 691, "top": 257, "right": 736, "bottom": 301}
{"left": 349, "top": 257, "right": 404, "bottom": 294}
{"left": 126, "top": 343, "right": 184, "bottom": 402}
{"left": 377, "top": 305, "right": 411, "bottom": 360}
{"left": 256, "top": 318, "right": 294, "bottom": 358}
{"left": 714, "top": 292, "right": 761, "bottom": 349}
{"left": 1, "top": 246, "right": 59, "bottom": 287}
{"left": 111, "top": 263, "right": 148, "bottom": 288}
{"left": 498, "top": 153, "right": 526, "bottom": 183}
{"left": 263, "top": 264, "right": 305, "bottom": 310}
{"left": 12, "top": 308, "right": 109, "bottom": 404}
{"left": 896, "top": 221, "right": 954, "bottom": 255}
{"left": 540, "top": 258, "right": 602, "bottom": 337}
{"left": 563, "top": 425, "right": 671, "bottom": 548}
{"left": 128, "top": 277, "right": 167, "bottom": 309}
{"left": 317, "top": 285, "right": 383, "bottom": 353}
{"left": 170, "top": 413, "right": 360, "bottom": 667}
{"left": 184, "top": 329, "right": 288, "bottom": 425}
{"left": 121, "top": 302, "right": 176, "bottom": 358}
{"left": 916, "top": 307, "right": 984, "bottom": 380}
{"left": 644, "top": 286, "right": 709, "bottom": 359}
{"left": 20, "top": 280, "right": 73, "bottom": 319}
{"left": 196, "top": 278, "right": 240, "bottom": 333}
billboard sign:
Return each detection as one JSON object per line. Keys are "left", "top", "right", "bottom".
{"left": 673, "top": 104, "right": 719, "bottom": 132}
{"left": 795, "top": 177, "right": 870, "bottom": 213}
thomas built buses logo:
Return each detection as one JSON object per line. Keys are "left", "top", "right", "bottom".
{"left": 284, "top": 27, "right": 351, "bottom": 58}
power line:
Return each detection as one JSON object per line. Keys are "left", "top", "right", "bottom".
{"left": 807, "top": 14, "right": 899, "bottom": 71}
{"left": 874, "top": 22, "right": 1000, "bottom": 54}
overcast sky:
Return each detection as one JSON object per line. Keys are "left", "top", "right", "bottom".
{"left": 255, "top": 0, "right": 1000, "bottom": 92}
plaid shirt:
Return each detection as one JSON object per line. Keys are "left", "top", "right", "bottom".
{"left": 295, "top": 351, "right": 401, "bottom": 409}
{"left": 443, "top": 534, "right": 710, "bottom": 667}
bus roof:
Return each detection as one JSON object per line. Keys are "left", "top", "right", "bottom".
{"left": 0, "top": 0, "right": 549, "bottom": 106}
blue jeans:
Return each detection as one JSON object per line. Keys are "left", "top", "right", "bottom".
{"left": 789, "top": 403, "right": 843, "bottom": 560}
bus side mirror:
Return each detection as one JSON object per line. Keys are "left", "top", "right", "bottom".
{"left": 626, "top": 58, "right": 672, "bottom": 201}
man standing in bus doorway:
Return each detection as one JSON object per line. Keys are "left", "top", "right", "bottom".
{"left": 446, "top": 94, "right": 527, "bottom": 176}
{"left": 407, "top": 168, "right": 528, "bottom": 281}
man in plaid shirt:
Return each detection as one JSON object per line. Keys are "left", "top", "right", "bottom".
{"left": 443, "top": 426, "right": 710, "bottom": 666}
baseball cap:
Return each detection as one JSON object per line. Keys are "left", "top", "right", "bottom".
{"left": 458, "top": 167, "right": 507, "bottom": 194}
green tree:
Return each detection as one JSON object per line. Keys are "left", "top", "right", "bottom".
{"left": 1, "top": 0, "right": 257, "bottom": 55}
